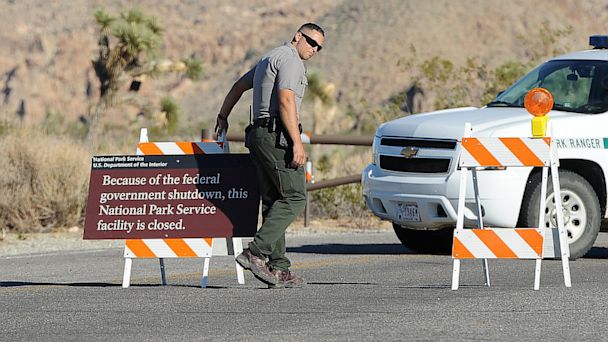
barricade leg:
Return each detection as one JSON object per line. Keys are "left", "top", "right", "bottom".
{"left": 159, "top": 258, "right": 167, "bottom": 286}
{"left": 452, "top": 164, "right": 468, "bottom": 291}
{"left": 482, "top": 259, "right": 490, "bottom": 287}
{"left": 232, "top": 238, "right": 245, "bottom": 284}
{"left": 551, "top": 161, "right": 572, "bottom": 287}
{"left": 534, "top": 259, "right": 542, "bottom": 290}
{"left": 561, "top": 247, "right": 572, "bottom": 287}
{"left": 558, "top": 226, "right": 572, "bottom": 287}
{"left": 122, "top": 258, "right": 132, "bottom": 288}
{"left": 472, "top": 168, "right": 491, "bottom": 287}
{"left": 201, "top": 257, "right": 210, "bottom": 288}
{"left": 451, "top": 259, "right": 461, "bottom": 290}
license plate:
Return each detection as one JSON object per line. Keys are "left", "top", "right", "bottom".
{"left": 397, "top": 203, "right": 420, "bottom": 222}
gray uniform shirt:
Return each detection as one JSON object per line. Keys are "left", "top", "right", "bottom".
{"left": 243, "top": 43, "right": 307, "bottom": 120}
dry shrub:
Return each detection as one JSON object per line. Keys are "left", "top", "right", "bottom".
{"left": 309, "top": 146, "right": 375, "bottom": 224}
{"left": 0, "top": 129, "right": 90, "bottom": 232}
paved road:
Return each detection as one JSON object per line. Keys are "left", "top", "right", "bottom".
{"left": 2, "top": 231, "right": 608, "bottom": 341}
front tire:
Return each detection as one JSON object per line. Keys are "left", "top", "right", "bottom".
{"left": 392, "top": 223, "right": 453, "bottom": 254}
{"left": 519, "top": 170, "right": 600, "bottom": 260}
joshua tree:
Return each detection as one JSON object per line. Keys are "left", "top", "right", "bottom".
{"left": 87, "top": 8, "right": 203, "bottom": 147}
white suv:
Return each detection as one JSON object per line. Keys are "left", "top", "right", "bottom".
{"left": 363, "top": 36, "right": 608, "bottom": 259}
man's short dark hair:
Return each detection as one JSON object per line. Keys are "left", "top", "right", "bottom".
{"left": 299, "top": 23, "right": 324, "bottom": 36}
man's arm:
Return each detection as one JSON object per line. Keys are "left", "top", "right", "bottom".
{"left": 278, "top": 88, "right": 306, "bottom": 168}
{"left": 215, "top": 68, "right": 254, "bottom": 136}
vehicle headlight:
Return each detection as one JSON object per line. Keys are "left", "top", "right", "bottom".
{"left": 371, "top": 135, "right": 380, "bottom": 165}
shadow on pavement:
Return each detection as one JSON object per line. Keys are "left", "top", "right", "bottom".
{"left": 287, "top": 243, "right": 414, "bottom": 255}
{"left": 582, "top": 246, "right": 608, "bottom": 259}
{"left": 0, "top": 281, "right": 121, "bottom": 288}
{"left": 0, "top": 281, "right": 308, "bottom": 290}
{"left": 0, "top": 281, "right": 222, "bottom": 288}
{"left": 309, "top": 281, "right": 483, "bottom": 289}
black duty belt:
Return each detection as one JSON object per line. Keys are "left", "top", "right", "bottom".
{"left": 252, "top": 117, "right": 302, "bottom": 133}
{"left": 253, "top": 117, "right": 274, "bottom": 127}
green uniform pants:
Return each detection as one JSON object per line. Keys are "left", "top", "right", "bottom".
{"left": 245, "top": 125, "right": 306, "bottom": 271}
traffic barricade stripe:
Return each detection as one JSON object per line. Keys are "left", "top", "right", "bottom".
{"left": 460, "top": 137, "right": 551, "bottom": 167}
{"left": 176, "top": 142, "right": 197, "bottom": 155}
{"left": 453, "top": 230, "right": 497, "bottom": 258}
{"left": 476, "top": 138, "right": 521, "bottom": 166}
{"left": 515, "top": 229, "right": 544, "bottom": 256}
{"left": 182, "top": 238, "right": 213, "bottom": 257}
{"left": 452, "top": 236, "right": 475, "bottom": 258}
{"left": 158, "top": 142, "right": 190, "bottom": 155}
{"left": 144, "top": 239, "right": 178, "bottom": 257}
{"left": 461, "top": 138, "right": 502, "bottom": 166}
{"left": 126, "top": 239, "right": 156, "bottom": 258}
{"left": 499, "top": 138, "right": 544, "bottom": 166}
{"left": 165, "top": 238, "right": 198, "bottom": 257}
{"left": 125, "top": 238, "right": 213, "bottom": 258}
{"left": 453, "top": 229, "right": 544, "bottom": 259}
{"left": 137, "top": 142, "right": 225, "bottom": 156}
{"left": 192, "top": 143, "right": 206, "bottom": 154}
{"left": 138, "top": 142, "right": 164, "bottom": 156}
{"left": 195, "top": 142, "right": 224, "bottom": 154}
{"left": 496, "top": 229, "right": 539, "bottom": 257}
{"left": 188, "top": 238, "right": 214, "bottom": 255}
{"left": 473, "top": 229, "right": 518, "bottom": 258}
{"left": 516, "top": 138, "right": 551, "bottom": 164}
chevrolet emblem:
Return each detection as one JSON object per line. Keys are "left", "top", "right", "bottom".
{"left": 400, "top": 146, "right": 419, "bottom": 158}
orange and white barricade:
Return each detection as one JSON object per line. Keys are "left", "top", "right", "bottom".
{"left": 451, "top": 122, "right": 571, "bottom": 290}
{"left": 122, "top": 128, "right": 246, "bottom": 288}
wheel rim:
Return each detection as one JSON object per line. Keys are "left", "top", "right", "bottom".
{"left": 544, "top": 189, "right": 587, "bottom": 243}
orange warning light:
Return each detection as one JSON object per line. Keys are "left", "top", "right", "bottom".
{"left": 524, "top": 88, "right": 554, "bottom": 117}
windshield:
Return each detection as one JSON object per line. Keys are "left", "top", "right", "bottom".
{"left": 488, "top": 60, "right": 608, "bottom": 114}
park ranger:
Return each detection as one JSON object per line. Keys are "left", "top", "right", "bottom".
{"left": 215, "top": 23, "right": 325, "bottom": 288}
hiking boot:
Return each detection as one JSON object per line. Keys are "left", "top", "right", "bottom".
{"left": 235, "top": 249, "right": 279, "bottom": 285}
{"left": 268, "top": 269, "right": 305, "bottom": 289}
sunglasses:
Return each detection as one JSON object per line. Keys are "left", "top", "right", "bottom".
{"left": 299, "top": 31, "right": 322, "bottom": 52}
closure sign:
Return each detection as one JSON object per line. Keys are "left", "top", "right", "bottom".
{"left": 83, "top": 154, "right": 259, "bottom": 239}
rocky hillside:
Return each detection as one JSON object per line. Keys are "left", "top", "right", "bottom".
{"left": 1, "top": 0, "right": 608, "bottom": 133}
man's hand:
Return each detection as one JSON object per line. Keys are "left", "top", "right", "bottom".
{"left": 291, "top": 141, "right": 306, "bottom": 168}
{"left": 277, "top": 88, "right": 306, "bottom": 168}
{"left": 214, "top": 115, "right": 229, "bottom": 138}
{"left": 215, "top": 68, "right": 254, "bottom": 139}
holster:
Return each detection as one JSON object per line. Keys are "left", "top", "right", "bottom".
{"left": 275, "top": 119, "right": 302, "bottom": 150}
{"left": 246, "top": 116, "right": 301, "bottom": 150}
{"left": 244, "top": 124, "right": 253, "bottom": 148}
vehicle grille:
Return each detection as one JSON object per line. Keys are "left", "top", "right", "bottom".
{"left": 380, "top": 156, "right": 451, "bottom": 173}
{"left": 380, "top": 138, "right": 457, "bottom": 149}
